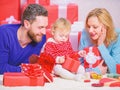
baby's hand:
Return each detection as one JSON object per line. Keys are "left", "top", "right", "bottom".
{"left": 58, "top": 56, "right": 65, "bottom": 64}
{"left": 78, "top": 50, "right": 86, "bottom": 57}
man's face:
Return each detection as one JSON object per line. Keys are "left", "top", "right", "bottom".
{"left": 28, "top": 16, "right": 48, "bottom": 43}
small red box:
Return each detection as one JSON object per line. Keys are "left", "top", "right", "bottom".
{"left": 62, "top": 56, "right": 80, "bottom": 73}
{"left": 3, "top": 73, "right": 45, "bottom": 86}
{"left": 116, "top": 64, "right": 120, "bottom": 74}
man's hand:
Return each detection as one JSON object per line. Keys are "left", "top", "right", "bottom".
{"left": 29, "top": 54, "right": 39, "bottom": 64}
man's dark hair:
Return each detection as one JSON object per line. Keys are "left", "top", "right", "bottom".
{"left": 21, "top": 4, "right": 48, "bottom": 26}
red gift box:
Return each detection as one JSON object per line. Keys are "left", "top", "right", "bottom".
{"left": 84, "top": 47, "right": 102, "bottom": 68}
{"left": 3, "top": 72, "right": 45, "bottom": 86}
{"left": 3, "top": 63, "right": 53, "bottom": 86}
{"left": 21, "top": 0, "right": 50, "bottom": 16}
{"left": 62, "top": 56, "right": 80, "bottom": 73}
{"left": 27, "top": 0, "right": 50, "bottom": 5}
{"left": 22, "top": 3, "right": 78, "bottom": 28}
{"left": 116, "top": 64, "right": 120, "bottom": 74}
{"left": 0, "top": 0, "right": 21, "bottom": 24}
{"left": 21, "top": 63, "right": 53, "bottom": 83}
{"left": 44, "top": 4, "right": 78, "bottom": 28}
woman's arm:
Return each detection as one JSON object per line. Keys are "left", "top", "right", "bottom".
{"left": 98, "top": 37, "right": 120, "bottom": 73}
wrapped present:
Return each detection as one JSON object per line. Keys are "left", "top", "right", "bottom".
{"left": 0, "top": 0, "right": 20, "bottom": 23}
{"left": 69, "top": 21, "right": 83, "bottom": 50}
{"left": 69, "top": 32, "right": 81, "bottom": 51}
{"left": 21, "top": 0, "right": 50, "bottom": 15}
{"left": 44, "top": 4, "right": 78, "bottom": 28}
{"left": 3, "top": 63, "right": 53, "bottom": 86}
{"left": 27, "top": 0, "right": 50, "bottom": 5}
{"left": 29, "top": 53, "right": 55, "bottom": 73}
{"left": 84, "top": 47, "right": 102, "bottom": 68}
{"left": 116, "top": 64, "right": 120, "bottom": 74}
{"left": 21, "top": 63, "right": 53, "bottom": 82}
{"left": 50, "top": 0, "right": 75, "bottom": 5}
{"left": 3, "top": 72, "right": 45, "bottom": 86}
{"left": 38, "top": 52, "right": 55, "bottom": 73}
{"left": 22, "top": 2, "right": 78, "bottom": 28}
{"left": 62, "top": 56, "right": 80, "bottom": 73}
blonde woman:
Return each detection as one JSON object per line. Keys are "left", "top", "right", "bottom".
{"left": 79, "top": 8, "right": 120, "bottom": 74}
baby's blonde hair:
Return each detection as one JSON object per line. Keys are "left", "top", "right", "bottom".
{"left": 51, "top": 18, "right": 71, "bottom": 33}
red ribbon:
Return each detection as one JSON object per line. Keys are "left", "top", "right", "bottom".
{"left": 21, "top": 63, "right": 53, "bottom": 83}
{"left": 21, "top": 63, "right": 44, "bottom": 77}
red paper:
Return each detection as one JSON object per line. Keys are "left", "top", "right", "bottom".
{"left": 27, "top": 0, "right": 50, "bottom": 5}
{"left": 99, "top": 78, "right": 120, "bottom": 87}
{"left": 62, "top": 56, "right": 80, "bottom": 73}
{"left": 21, "top": 63, "right": 53, "bottom": 82}
{"left": 21, "top": 3, "right": 78, "bottom": 28}
{"left": 44, "top": 4, "right": 78, "bottom": 28}
{"left": 38, "top": 53, "right": 55, "bottom": 73}
{"left": 84, "top": 47, "right": 102, "bottom": 68}
{"left": 116, "top": 64, "right": 120, "bottom": 74}
{"left": 0, "top": 0, "right": 21, "bottom": 23}
{"left": 3, "top": 73, "right": 45, "bottom": 86}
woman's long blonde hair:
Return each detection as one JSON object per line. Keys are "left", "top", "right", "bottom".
{"left": 85, "top": 8, "right": 117, "bottom": 46}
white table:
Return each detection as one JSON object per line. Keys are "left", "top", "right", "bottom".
{"left": 0, "top": 75, "right": 120, "bottom": 90}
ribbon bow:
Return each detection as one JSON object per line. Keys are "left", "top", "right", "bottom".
{"left": 21, "top": 63, "right": 43, "bottom": 77}
{"left": 21, "top": 63, "right": 53, "bottom": 82}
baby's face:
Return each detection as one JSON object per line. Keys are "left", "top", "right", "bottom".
{"left": 53, "top": 28, "right": 70, "bottom": 43}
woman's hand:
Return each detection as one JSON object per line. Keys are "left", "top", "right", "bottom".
{"left": 97, "top": 60, "right": 108, "bottom": 75}
{"left": 97, "top": 26, "right": 106, "bottom": 46}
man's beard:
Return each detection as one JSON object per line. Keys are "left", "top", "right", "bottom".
{"left": 28, "top": 30, "right": 43, "bottom": 43}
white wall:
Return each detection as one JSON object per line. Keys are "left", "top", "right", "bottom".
{"left": 76, "top": 0, "right": 120, "bottom": 28}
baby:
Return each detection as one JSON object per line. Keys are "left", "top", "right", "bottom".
{"left": 43, "top": 18, "right": 86, "bottom": 81}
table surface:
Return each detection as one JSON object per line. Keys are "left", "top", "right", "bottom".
{"left": 0, "top": 75, "right": 120, "bottom": 90}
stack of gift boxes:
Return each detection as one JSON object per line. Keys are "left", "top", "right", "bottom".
{"left": 0, "top": 0, "right": 81, "bottom": 50}
{"left": 0, "top": 0, "right": 79, "bottom": 27}
{"left": 22, "top": 0, "right": 79, "bottom": 28}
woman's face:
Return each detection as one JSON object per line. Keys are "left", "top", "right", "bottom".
{"left": 86, "top": 16, "right": 103, "bottom": 40}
